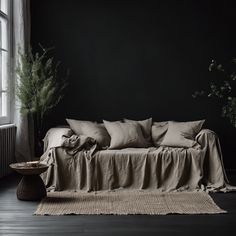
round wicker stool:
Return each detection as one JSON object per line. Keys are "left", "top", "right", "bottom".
{"left": 10, "top": 162, "right": 48, "bottom": 201}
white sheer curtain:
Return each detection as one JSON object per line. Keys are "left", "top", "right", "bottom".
{"left": 13, "top": 0, "right": 33, "bottom": 162}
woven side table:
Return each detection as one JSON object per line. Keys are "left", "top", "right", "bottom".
{"left": 10, "top": 162, "right": 48, "bottom": 201}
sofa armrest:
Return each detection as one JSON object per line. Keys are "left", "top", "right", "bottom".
{"left": 195, "top": 129, "right": 218, "bottom": 145}
{"left": 43, "top": 127, "right": 73, "bottom": 152}
{"left": 195, "top": 128, "right": 229, "bottom": 185}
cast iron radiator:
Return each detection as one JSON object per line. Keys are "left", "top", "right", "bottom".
{"left": 0, "top": 125, "right": 16, "bottom": 178}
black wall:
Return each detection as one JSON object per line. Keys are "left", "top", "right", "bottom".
{"left": 31, "top": 0, "right": 236, "bottom": 168}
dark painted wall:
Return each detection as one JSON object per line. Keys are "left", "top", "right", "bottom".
{"left": 31, "top": 0, "right": 236, "bottom": 168}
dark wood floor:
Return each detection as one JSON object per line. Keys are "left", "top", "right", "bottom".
{"left": 0, "top": 173, "right": 236, "bottom": 236}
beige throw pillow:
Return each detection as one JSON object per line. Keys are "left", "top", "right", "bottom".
{"left": 66, "top": 119, "right": 110, "bottom": 148}
{"left": 160, "top": 120, "right": 205, "bottom": 148}
{"left": 151, "top": 121, "right": 169, "bottom": 147}
{"left": 124, "top": 118, "right": 152, "bottom": 146}
{"left": 103, "top": 120, "right": 148, "bottom": 149}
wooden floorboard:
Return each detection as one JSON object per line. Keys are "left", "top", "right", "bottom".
{"left": 0, "top": 173, "right": 236, "bottom": 236}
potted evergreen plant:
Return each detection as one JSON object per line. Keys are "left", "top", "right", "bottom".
{"left": 193, "top": 58, "right": 236, "bottom": 127}
{"left": 16, "top": 45, "right": 68, "bottom": 157}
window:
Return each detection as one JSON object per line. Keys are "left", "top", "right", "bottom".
{"left": 0, "top": 0, "right": 11, "bottom": 125}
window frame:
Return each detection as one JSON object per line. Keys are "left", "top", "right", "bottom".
{"left": 0, "top": 0, "right": 12, "bottom": 125}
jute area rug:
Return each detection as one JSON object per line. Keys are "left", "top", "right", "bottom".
{"left": 34, "top": 191, "right": 226, "bottom": 215}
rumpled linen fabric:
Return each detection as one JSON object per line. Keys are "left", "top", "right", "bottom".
{"left": 40, "top": 129, "right": 235, "bottom": 192}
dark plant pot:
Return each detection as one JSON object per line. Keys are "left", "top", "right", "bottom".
{"left": 30, "top": 113, "right": 44, "bottom": 158}
{"left": 27, "top": 113, "right": 35, "bottom": 160}
{"left": 34, "top": 136, "right": 44, "bottom": 158}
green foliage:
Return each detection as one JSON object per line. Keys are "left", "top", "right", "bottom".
{"left": 192, "top": 58, "right": 236, "bottom": 127}
{"left": 16, "top": 45, "right": 68, "bottom": 133}
{"left": 222, "top": 97, "right": 236, "bottom": 127}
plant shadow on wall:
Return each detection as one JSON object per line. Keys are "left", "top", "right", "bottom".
{"left": 16, "top": 45, "right": 69, "bottom": 158}
{"left": 193, "top": 58, "right": 236, "bottom": 128}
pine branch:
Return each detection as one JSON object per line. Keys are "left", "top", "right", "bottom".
{"left": 16, "top": 45, "right": 69, "bottom": 131}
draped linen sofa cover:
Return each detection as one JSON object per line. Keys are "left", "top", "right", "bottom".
{"left": 40, "top": 128, "right": 233, "bottom": 192}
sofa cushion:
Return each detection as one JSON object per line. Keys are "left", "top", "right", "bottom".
{"left": 151, "top": 121, "right": 169, "bottom": 147}
{"left": 66, "top": 119, "right": 110, "bottom": 148}
{"left": 103, "top": 120, "right": 148, "bottom": 149}
{"left": 160, "top": 120, "right": 205, "bottom": 148}
{"left": 124, "top": 118, "right": 152, "bottom": 146}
